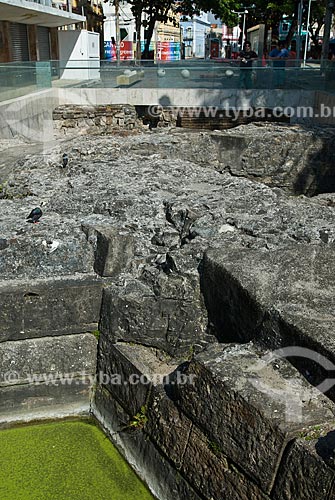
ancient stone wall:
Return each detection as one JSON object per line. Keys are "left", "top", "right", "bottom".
{"left": 0, "top": 276, "right": 102, "bottom": 425}
{"left": 53, "top": 104, "right": 290, "bottom": 135}
{"left": 53, "top": 105, "right": 141, "bottom": 136}
{"left": 1, "top": 126, "right": 335, "bottom": 499}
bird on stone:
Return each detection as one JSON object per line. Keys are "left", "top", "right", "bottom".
{"left": 27, "top": 207, "right": 43, "bottom": 224}
{"left": 62, "top": 153, "right": 68, "bottom": 168}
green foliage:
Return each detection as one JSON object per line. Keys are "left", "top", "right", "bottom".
{"left": 298, "top": 425, "right": 323, "bottom": 441}
{"left": 129, "top": 405, "right": 148, "bottom": 429}
{"left": 106, "top": 0, "right": 327, "bottom": 50}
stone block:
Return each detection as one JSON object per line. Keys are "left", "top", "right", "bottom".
{"left": 0, "top": 275, "right": 103, "bottom": 342}
{"left": 146, "top": 389, "right": 192, "bottom": 467}
{"left": 99, "top": 273, "right": 209, "bottom": 356}
{"left": 0, "top": 378, "right": 92, "bottom": 425}
{"left": 97, "top": 337, "right": 153, "bottom": 416}
{"left": 94, "top": 226, "right": 135, "bottom": 277}
{"left": 202, "top": 246, "right": 335, "bottom": 360}
{"left": 182, "top": 426, "right": 269, "bottom": 500}
{"left": 0, "top": 333, "right": 97, "bottom": 386}
{"left": 169, "top": 343, "right": 335, "bottom": 494}
{"left": 116, "top": 72, "right": 142, "bottom": 86}
{"left": 272, "top": 437, "right": 335, "bottom": 500}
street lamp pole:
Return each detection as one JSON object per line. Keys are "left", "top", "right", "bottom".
{"left": 232, "top": 5, "right": 255, "bottom": 48}
{"left": 296, "top": 0, "right": 303, "bottom": 61}
{"left": 303, "top": 0, "right": 313, "bottom": 67}
{"left": 321, "top": 0, "right": 334, "bottom": 70}
{"left": 115, "top": 0, "right": 120, "bottom": 65}
{"left": 242, "top": 10, "right": 248, "bottom": 45}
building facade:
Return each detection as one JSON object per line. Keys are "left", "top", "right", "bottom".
{"left": 181, "top": 12, "right": 211, "bottom": 59}
{"left": 103, "top": 1, "right": 181, "bottom": 61}
{"left": 0, "top": 0, "right": 85, "bottom": 62}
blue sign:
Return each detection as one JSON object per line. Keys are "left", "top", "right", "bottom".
{"left": 104, "top": 41, "right": 113, "bottom": 60}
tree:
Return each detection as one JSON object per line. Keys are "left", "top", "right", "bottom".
{"left": 106, "top": 0, "right": 238, "bottom": 60}
{"left": 106, "top": 0, "right": 327, "bottom": 60}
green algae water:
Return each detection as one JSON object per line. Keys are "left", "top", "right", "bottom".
{"left": 0, "top": 420, "right": 155, "bottom": 500}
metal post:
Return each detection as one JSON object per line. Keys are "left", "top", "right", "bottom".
{"left": 296, "top": 0, "right": 303, "bottom": 62}
{"left": 115, "top": 0, "right": 120, "bottom": 65}
{"left": 321, "top": 0, "right": 334, "bottom": 70}
{"left": 242, "top": 11, "right": 247, "bottom": 45}
{"left": 303, "top": 0, "right": 312, "bottom": 67}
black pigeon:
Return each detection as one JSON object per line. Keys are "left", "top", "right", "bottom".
{"left": 27, "top": 207, "right": 42, "bottom": 224}
{"left": 62, "top": 153, "right": 68, "bottom": 168}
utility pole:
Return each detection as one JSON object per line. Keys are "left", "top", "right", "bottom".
{"left": 321, "top": 0, "right": 334, "bottom": 70}
{"left": 296, "top": 0, "right": 303, "bottom": 62}
{"left": 115, "top": 0, "right": 120, "bottom": 65}
{"left": 303, "top": 0, "right": 312, "bottom": 67}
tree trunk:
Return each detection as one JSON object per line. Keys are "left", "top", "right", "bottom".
{"left": 285, "top": 0, "right": 300, "bottom": 45}
{"left": 135, "top": 17, "right": 142, "bottom": 62}
{"left": 143, "top": 17, "right": 156, "bottom": 59}
{"left": 132, "top": 3, "right": 143, "bottom": 63}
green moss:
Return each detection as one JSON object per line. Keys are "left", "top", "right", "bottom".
{"left": 208, "top": 440, "right": 222, "bottom": 457}
{"left": 91, "top": 329, "right": 100, "bottom": 340}
{"left": 0, "top": 420, "right": 155, "bottom": 500}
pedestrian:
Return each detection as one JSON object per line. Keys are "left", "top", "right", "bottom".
{"left": 238, "top": 41, "right": 258, "bottom": 89}
{"left": 269, "top": 41, "right": 289, "bottom": 88}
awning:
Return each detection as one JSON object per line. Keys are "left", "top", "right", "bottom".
{"left": 0, "top": 0, "right": 85, "bottom": 27}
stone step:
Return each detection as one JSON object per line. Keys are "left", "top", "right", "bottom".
{"left": 0, "top": 274, "right": 103, "bottom": 342}
{"left": 0, "top": 333, "right": 97, "bottom": 425}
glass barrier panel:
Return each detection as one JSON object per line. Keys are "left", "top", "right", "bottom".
{"left": 0, "top": 62, "right": 51, "bottom": 102}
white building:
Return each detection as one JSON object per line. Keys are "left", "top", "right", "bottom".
{"left": 0, "top": 0, "right": 85, "bottom": 62}
{"left": 181, "top": 12, "right": 211, "bottom": 58}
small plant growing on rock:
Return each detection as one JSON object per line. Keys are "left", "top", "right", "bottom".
{"left": 92, "top": 330, "right": 100, "bottom": 340}
{"left": 129, "top": 405, "right": 148, "bottom": 429}
{"left": 208, "top": 440, "right": 223, "bottom": 457}
{"left": 299, "top": 425, "right": 323, "bottom": 441}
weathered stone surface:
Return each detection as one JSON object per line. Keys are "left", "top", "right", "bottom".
{"left": 202, "top": 245, "right": 335, "bottom": 370}
{"left": 93, "top": 226, "right": 135, "bottom": 276}
{"left": 0, "top": 218, "right": 95, "bottom": 280}
{"left": 53, "top": 105, "right": 140, "bottom": 136}
{"left": 169, "top": 343, "right": 335, "bottom": 493}
{"left": 0, "top": 333, "right": 97, "bottom": 386}
{"left": 99, "top": 271, "right": 210, "bottom": 356}
{"left": 146, "top": 389, "right": 192, "bottom": 468}
{"left": 147, "top": 388, "right": 269, "bottom": 499}
{"left": 182, "top": 427, "right": 269, "bottom": 500}
{"left": 1, "top": 124, "right": 335, "bottom": 499}
{"left": 0, "top": 379, "right": 92, "bottom": 425}
{"left": 212, "top": 124, "right": 335, "bottom": 196}
{"left": 272, "top": 438, "right": 335, "bottom": 500}
{"left": 97, "top": 337, "right": 154, "bottom": 416}
{"left": 0, "top": 275, "right": 103, "bottom": 342}
{"left": 93, "top": 385, "right": 202, "bottom": 500}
